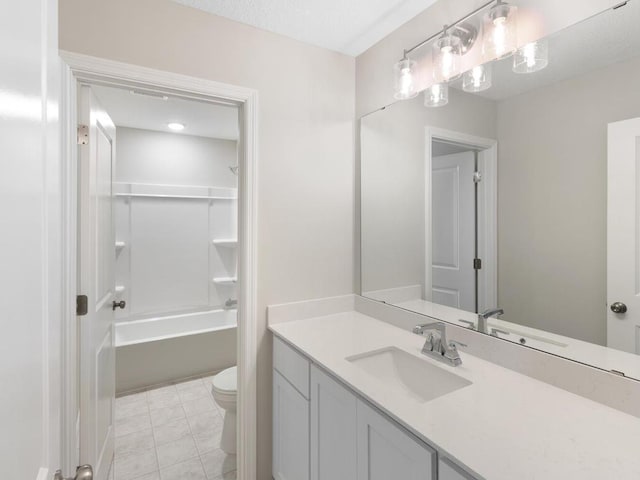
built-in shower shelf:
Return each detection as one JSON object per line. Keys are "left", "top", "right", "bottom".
{"left": 115, "top": 241, "right": 126, "bottom": 251}
{"left": 115, "top": 285, "right": 126, "bottom": 295}
{"left": 212, "top": 239, "right": 238, "bottom": 247}
{"left": 212, "top": 277, "right": 237, "bottom": 285}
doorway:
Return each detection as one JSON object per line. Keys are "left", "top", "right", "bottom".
{"left": 60, "top": 52, "right": 258, "bottom": 480}
{"left": 425, "top": 128, "right": 498, "bottom": 315}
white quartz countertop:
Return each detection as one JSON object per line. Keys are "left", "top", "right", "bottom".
{"left": 269, "top": 311, "right": 640, "bottom": 480}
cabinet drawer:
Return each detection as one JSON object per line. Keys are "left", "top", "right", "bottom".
{"left": 273, "top": 336, "right": 310, "bottom": 398}
{"left": 439, "top": 458, "right": 478, "bottom": 480}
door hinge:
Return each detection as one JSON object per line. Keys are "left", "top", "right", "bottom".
{"left": 54, "top": 465, "right": 93, "bottom": 480}
{"left": 76, "top": 295, "right": 88, "bottom": 316}
{"left": 473, "top": 171, "right": 482, "bottom": 183}
{"left": 473, "top": 258, "right": 482, "bottom": 270}
{"left": 77, "top": 124, "right": 89, "bottom": 145}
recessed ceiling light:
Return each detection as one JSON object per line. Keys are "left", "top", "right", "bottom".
{"left": 167, "top": 122, "right": 185, "bottom": 131}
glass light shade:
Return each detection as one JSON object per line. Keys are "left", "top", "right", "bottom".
{"left": 393, "top": 58, "right": 419, "bottom": 100}
{"left": 513, "top": 40, "right": 549, "bottom": 73}
{"left": 432, "top": 31, "right": 462, "bottom": 81}
{"left": 462, "top": 64, "right": 493, "bottom": 92}
{"left": 482, "top": 1, "right": 518, "bottom": 60}
{"left": 424, "top": 83, "right": 449, "bottom": 107}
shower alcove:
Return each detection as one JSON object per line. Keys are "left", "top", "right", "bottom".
{"left": 112, "top": 126, "right": 239, "bottom": 393}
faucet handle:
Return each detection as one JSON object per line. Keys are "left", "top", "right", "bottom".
{"left": 490, "top": 328, "right": 510, "bottom": 337}
{"left": 458, "top": 320, "right": 476, "bottom": 330}
{"left": 444, "top": 340, "right": 464, "bottom": 366}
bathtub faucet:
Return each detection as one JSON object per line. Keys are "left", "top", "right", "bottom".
{"left": 224, "top": 298, "right": 238, "bottom": 309}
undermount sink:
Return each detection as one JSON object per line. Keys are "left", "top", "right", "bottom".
{"left": 347, "top": 347, "right": 472, "bottom": 403}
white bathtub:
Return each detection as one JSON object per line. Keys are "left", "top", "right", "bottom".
{"left": 115, "top": 309, "right": 237, "bottom": 394}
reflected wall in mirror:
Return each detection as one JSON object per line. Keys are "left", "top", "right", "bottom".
{"left": 360, "top": 0, "right": 640, "bottom": 379}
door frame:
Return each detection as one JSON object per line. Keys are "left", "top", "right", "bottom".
{"left": 425, "top": 127, "right": 497, "bottom": 313}
{"left": 59, "top": 51, "right": 259, "bottom": 479}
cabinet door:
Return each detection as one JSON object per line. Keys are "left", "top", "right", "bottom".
{"left": 357, "top": 400, "right": 436, "bottom": 480}
{"left": 310, "top": 366, "right": 357, "bottom": 480}
{"left": 439, "top": 458, "right": 478, "bottom": 480}
{"left": 273, "top": 370, "right": 310, "bottom": 480}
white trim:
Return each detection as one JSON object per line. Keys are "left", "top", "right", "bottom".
{"left": 60, "top": 60, "right": 80, "bottom": 476}
{"left": 59, "top": 51, "right": 259, "bottom": 479}
{"left": 425, "top": 127, "right": 498, "bottom": 312}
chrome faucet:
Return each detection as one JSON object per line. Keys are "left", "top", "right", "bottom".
{"left": 478, "top": 307, "right": 504, "bottom": 334}
{"left": 412, "top": 321, "right": 466, "bottom": 367}
{"left": 224, "top": 298, "right": 237, "bottom": 309}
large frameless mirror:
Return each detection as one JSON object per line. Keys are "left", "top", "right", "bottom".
{"left": 360, "top": 0, "right": 640, "bottom": 380}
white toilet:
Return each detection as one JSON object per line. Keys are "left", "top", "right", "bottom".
{"left": 211, "top": 366, "right": 237, "bottom": 454}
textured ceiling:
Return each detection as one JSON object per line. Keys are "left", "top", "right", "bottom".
{"left": 92, "top": 85, "right": 239, "bottom": 139}
{"left": 171, "top": 0, "right": 439, "bottom": 55}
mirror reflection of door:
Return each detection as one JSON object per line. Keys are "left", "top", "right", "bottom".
{"left": 607, "top": 117, "right": 640, "bottom": 354}
{"left": 431, "top": 145, "right": 477, "bottom": 312}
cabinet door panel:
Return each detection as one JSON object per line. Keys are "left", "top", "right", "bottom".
{"left": 273, "top": 370, "right": 310, "bottom": 480}
{"left": 310, "top": 366, "right": 357, "bottom": 480}
{"left": 439, "top": 458, "right": 478, "bottom": 480}
{"left": 357, "top": 400, "right": 436, "bottom": 480}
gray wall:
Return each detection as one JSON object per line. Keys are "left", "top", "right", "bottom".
{"left": 115, "top": 127, "right": 238, "bottom": 187}
{"left": 361, "top": 88, "right": 496, "bottom": 293}
{"left": 496, "top": 55, "right": 640, "bottom": 344}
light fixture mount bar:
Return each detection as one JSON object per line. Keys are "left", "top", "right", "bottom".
{"left": 402, "top": 0, "right": 496, "bottom": 59}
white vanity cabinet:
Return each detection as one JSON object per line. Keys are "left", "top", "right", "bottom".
{"left": 357, "top": 400, "right": 436, "bottom": 480}
{"left": 273, "top": 338, "right": 310, "bottom": 480}
{"left": 273, "top": 371, "right": 309, "bottom": 480}
{"left": 310, "top": 366, "right": 358, "bottom": 480}
{"left": 273, "top": 336, "right": 476, "bottom": 480}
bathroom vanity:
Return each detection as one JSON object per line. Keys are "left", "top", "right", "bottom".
{"left": 269, "top": 307, "right": 640, "bottom": 480}
{"left": 271, "top": 2, "right": 640, "bottom": 478}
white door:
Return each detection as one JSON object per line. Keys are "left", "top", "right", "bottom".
{"left": 607, "top": 117, "right": 640, "bottom": 354}
{"left": 356, "top": 400, "right": 436, "bottom": 480}
{"left": 310, "top": 366, "right": 357, "bottom": 480}
{"left": 78, "top": 85, "right": 117, "bottom": 480}
{"left": 1, "top": 0, "right": 60, "bottom": 478}
{"left": 431, "top": 152, "right": 476, "bottom": 311}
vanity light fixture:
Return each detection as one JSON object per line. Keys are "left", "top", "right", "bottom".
{"left": 167, "top": 122, "right": 185, "bottom": 131}
{"left": 513, "top": 39, "right": 549, "bottom": 73}
{"left": 482, "top": 0, "right": 518, "bottom": 59}
{"left": 393, "top": 56, "right": 419, "bottom": 100}
{"left": 424, "top": 83, "right": 449, "bottom": 107}
{"left": 433, "top": 26, "right": 462, "bottom": 81}
{"left": 462, "top": 63, "right": 493, "bottom": 92}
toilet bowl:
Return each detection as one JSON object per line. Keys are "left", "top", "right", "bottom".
{"left": 211, "top": 366, "right": 237, "bottom": 454}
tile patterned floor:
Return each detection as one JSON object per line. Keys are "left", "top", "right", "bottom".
{"left": 110, "top": 376, "right": 236, "bottom": 480}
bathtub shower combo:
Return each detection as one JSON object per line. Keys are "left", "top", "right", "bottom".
{"left": 112, "top": 124, "right": 241, "bottom": 397}
{"left": 113, "top": 180, "right": 238, "bottom": 393}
